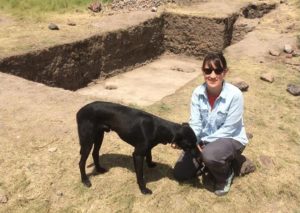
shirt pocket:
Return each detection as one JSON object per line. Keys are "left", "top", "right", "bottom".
{"left": 200, "top": 109, "right": 209, "bottom": 126}
{"left": 215, "top": 110, "right": 228, "bottom": 128}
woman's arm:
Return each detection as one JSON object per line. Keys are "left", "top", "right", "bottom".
{"left": 189, "top": 91, "right": 203, "bottom": 144}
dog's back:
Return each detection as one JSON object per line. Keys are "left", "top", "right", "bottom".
{"left": 77, "top": 101, "right": 161, "bottom": 144}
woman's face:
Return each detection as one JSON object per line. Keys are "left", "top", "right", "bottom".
{"left": 202, "top": 62, "right": 227, "bottom": 93}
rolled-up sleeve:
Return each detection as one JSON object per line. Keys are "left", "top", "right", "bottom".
{"left": 189, "top": 91, "right": 203, "bottom": 144}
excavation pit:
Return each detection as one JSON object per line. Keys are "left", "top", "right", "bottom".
{"left": 0, "top": 2, "right": 276, "bottom": 106}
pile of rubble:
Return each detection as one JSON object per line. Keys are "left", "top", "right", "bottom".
{"left": 109, "top": 0, "right": 176, "bottom": 12}
{"left": 87, "top": 0, "right": 207, "bottom": 13}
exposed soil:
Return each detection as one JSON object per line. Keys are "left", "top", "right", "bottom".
{"left": 0, "top": 2, "right": 240, "bottom": 91}
{"left": 77, "top": 53, "right": 200, "bottom": 106}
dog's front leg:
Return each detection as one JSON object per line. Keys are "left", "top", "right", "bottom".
{"left": 146, "top": 150, "right": 157, "bottom": 168}
{"left": 133, "top": 152, "right": 152, "bottom": 195}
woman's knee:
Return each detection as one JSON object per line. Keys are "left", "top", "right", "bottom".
{"left": 202, "top": 148, "right": 222, "bottom": 167}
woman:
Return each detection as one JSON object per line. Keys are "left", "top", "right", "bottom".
{"left": 173, "top": 53, "right": 248, "bottom": 196}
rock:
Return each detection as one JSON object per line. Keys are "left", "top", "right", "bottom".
{"left": 105, "top": 84, "right": 117, "bottom": 90}
{"left": 48, "top": 147, "right": 57, "bottom": 152}
{"left": 0, "top": 194, "right": 8, "bottom": 203}
{"left": 67, "top": 21, "right": 76, "bottom": 26}
{"left": 284, "top": 44, "right": 293, "bottom": 54}
{"left": 151, "top": 7, "right": 157, "bottom": 12}
{"left": 269, "top": 49, "right": 280, "bottom": 56}
{"left": 231, "top": 78, "right": 249, "bottom": 92}
{"left": 240, "top": 158, "right": 256, "bottom": 176}
{"left": 286, "top": 54, "right": 293, "bottom": 58}
{"left": 259, "top": 155, "right": 274, "bottom": 168}
{"left": 287, "top": 84, "right": 300, "bottom": 96}
{"left": 246, "top": 132, "right": 253, "bottom": 140}
{"left": 171, "top": 66, "right": 183, "bottom": 72}
{"left": 56, "top": 191, "right": 63, "bottom": 196}
{"left": 48, "top": 23, "right": 59, "bottom": 30}
{"left": 170, "top": 66, "right": 195, "bottom": 73}
{"left": 292, "top": 50, "right": 300, "bottom": 57}
{"left": 232, "top": 155, "right": 256, "bottom": 176}
{"left": 88, "top": 1, "right": 102, "bottom": 13}
{"left": 260, "top": 73, "right": 274, "bottom": 83}
{"left": 286, "top": 23, "right": 295, "bottom": 30}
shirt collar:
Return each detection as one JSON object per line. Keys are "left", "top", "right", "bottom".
{"left": 199, "top": 81, "right": 227, "bottom": 99}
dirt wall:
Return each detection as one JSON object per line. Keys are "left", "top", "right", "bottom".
{"left": 0, "top": 12, "right": 237, "bottom": 90}
{"left": 0, "top": 36, "right": 104, "bottom": 90}
{"left": 163, "top": 12, "right": 238, "bottom": 57}
{"left": 101, "top": 18, "right": 164, "bottom": 77}
{"left": 0, "top": 17, "right": 164, "bottom": 90}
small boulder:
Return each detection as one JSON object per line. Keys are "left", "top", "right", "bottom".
{"left": 287, "top": 84, "right": 300, "bottom": 96}
{"left": 284, "top": 44, "right": 293, "bottom": 54}
{"left": 240, "top": 158, "right": 256, "bottom": 176}
{"left": 88, "top": 1, "right": 102, "bottom": 13}
{"left": 246, "top": 132, "right": 253, "bottom": 140}
{"left": 67, "top": 21, "right": 76, "bottom": 26}
{"left": 48, "top": 23, "right": 59, "bottom": 30}
{"left": 151, "top": 7, "right": 157, "bottom": 12}
{"left": 56, "top": 191, "right": 64, "bottom": 196}
{"left": 269, "top": 49, "right": 280, "bottom": 56}
{"left": 232, "top": 155, "right": 256, "bottom": 176}
{"left": 0, "top": 194, "right": 8, "bottom": 203}
{"left": 292, "top": 50, "right": 300, "bottom": 57}
{"left": 48, "top": 147, "right": 57, "bottom": 153}
{"left": 105, "top": 84, "right": 117, "bottom": 90}
{"left": 171, "top": 66, "right": 195, "bottom": 73}
{"left": 260, "top": 73, "right": 274, "bottom": 83}
{"left": 231, "top": 78, "right": 249, "bottom": 92}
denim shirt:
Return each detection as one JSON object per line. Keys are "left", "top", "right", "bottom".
{"left": 189, "top": 81, "right": 248, "bottom": 146}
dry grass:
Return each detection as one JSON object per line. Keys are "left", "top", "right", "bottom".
{"left": 0, "top": 52, "right": 299, "bottom": 213}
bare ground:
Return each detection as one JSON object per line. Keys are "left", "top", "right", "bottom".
{"left": 0, "top": 0, "right": 300, "bottom": 212}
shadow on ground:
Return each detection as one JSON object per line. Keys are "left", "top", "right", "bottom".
{"left": 87, "top": 153, "right": 216, "bottom": 191}
{"left": 87, "top": 153, "right": 175, "bottom": 183}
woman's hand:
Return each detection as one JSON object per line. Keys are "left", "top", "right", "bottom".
{"left": 197, "top": 144, "right": 204, "bottom": 153}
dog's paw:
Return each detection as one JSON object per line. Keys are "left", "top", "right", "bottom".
{"left": 82, "top": 179, "right": 92, "bottom": 188}
{"left": 141, "top": 188, "right": 152, "bottom": 195}
{"left": 147, "top": 162, "right": 157, "bottom": 168}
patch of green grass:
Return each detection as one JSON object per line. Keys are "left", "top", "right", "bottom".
{"left": 0, "top": 0, "right": 112, "bottom": 19}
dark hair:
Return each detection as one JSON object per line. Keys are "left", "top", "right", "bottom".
{"left": 202, "top": 52, "right": 227, "bottom": 71}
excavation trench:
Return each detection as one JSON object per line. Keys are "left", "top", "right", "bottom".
{"left": 0, "top": 3, "right": 275, "bottom": 91}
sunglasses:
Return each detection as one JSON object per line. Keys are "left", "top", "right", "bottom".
{"left": 202, "top": 67, "right": 224, "bottom": 75}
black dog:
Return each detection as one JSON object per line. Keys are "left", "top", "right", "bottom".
{"left": 76, "top": 101, "right": 197, "bottom": 194}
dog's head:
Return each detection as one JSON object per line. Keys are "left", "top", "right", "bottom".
{"left": 173, "top": 123, "right": 197, "bottom": 151}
